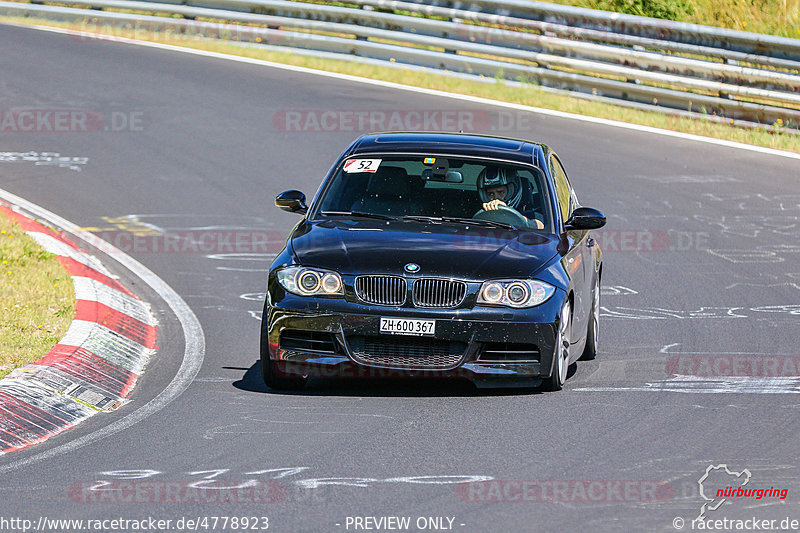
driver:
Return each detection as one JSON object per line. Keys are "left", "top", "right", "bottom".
{"left": 477, "top": 166, "right": 544, "bottom": 229}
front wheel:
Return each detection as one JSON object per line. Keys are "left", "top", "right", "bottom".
{"left": 261, "top": 355, "right": 307, "bottom": 391}
{"left": 580, "top": 275, "right": 600, "bottom": 361}
{"left": 542, "top": 299, "right": 571, "bottom": 392}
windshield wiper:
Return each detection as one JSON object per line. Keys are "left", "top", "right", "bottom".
{"left": 322, "top": 212, "right": 516, "bottom": 229}
{"left": 399, "top": 215, "right": 443, "bottom": 223}
{"left": 400, "top": 215, "right": 516, "bottom": 229}
{"left": 319, "top": 210, "right": 398, "bottom": 221}
{"left": 439, "top": 216, "right": 517, "bottom": 230}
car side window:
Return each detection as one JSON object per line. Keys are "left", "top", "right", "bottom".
{"left": 549, "top": 155, "right": 572, "bottom": 223}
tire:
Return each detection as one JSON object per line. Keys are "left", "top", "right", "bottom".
{"left": 580, "top": 275, "right": 600, "bottom": 361}
{"left": 542, "top": 299, "right": 571, "bottom": 392}
{"left": 261, "top": 355, "right": 307, "bottom": 391}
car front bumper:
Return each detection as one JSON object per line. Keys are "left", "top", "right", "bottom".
{"left": 261, "top": 291, "right": 565, "bottom": 387}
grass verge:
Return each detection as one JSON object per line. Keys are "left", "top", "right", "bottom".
{"left": 0, "top": 211, "right": 74, "bottom": 379}
{"left": 1, "top": 15, "right": 798, "bottom": 153}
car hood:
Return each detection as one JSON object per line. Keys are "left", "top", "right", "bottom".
{"left": 289, "top": 219, "right": 559, "bottom": 280}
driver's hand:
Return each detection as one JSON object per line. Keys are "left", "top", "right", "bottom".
{"left": 531, "top": 218, "right": 544, "bottom": 229}
{"left": 483, "top": 199, "right": 507, "bottom": 211}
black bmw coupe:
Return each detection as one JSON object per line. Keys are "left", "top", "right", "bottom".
{"left": 261, "top": 132, "right": 605, "bottom": 391}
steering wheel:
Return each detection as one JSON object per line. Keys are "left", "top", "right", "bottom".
{"left": 472, "top": 205, "right": 529, "bottom": 227}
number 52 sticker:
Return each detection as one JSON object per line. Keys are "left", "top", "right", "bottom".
{"left": 343, "top": 158, "right": 382, "bottom": 173}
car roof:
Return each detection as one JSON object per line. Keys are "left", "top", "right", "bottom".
{"left": 348, "top": 132, "right": 547, "bottom": 166}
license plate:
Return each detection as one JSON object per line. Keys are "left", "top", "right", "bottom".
{"left": 380, "top": 317, "right": 435, "bottom": 336}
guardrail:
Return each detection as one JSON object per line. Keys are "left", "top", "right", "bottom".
{"left": 3, "top": 0, "right": 799, "bottom": 131}
{"left": 366, "top": 0, "right": 800, "bottom": 61}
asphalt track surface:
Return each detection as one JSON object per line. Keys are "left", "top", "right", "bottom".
{"left": 1, "top": 23, "right": 800, "bottom": 532}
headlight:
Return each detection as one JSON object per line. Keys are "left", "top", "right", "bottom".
{"left": 482, "top": 282, "right": 504, "bottom": 303}
{"left": 277, "top": 266, "right": 344, "bottom": 297}
{"left": 477, "top": 279, "right": 555, "bottom": 308}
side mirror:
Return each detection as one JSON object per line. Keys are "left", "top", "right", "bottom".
{"left": 275, "top": 190, "right": 307, "bottom": 214}
{"left": 564, "top": 207, "right": 606, "bottom": 230}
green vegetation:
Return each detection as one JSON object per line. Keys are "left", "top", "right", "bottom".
{"left": 551, "top": 0, "right": 800, "bottom": 38}
{"left": 0, "top": 212, "right": 74, "bottom": 379}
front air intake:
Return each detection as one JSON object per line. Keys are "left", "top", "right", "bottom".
{"left": 347, "top": 335, "right": 467, "bottom": 369}
{"left": 279, "top": 330, "right": 337, "bottom": 354}
{"left": 477, "top": 342, "right": 540, "bottom": 362}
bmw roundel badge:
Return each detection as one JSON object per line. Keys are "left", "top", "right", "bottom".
{"left": 404, "top": 263, "right": 420, "bottom": 273}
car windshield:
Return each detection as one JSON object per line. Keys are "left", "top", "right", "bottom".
{"left": 313, "top": 155, "right": 553, "bottom": 231}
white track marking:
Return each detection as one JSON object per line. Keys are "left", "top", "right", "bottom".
{"left": 216, "top": 267, "right": 264, "bottom": 272}
{"left": 600, "top": 286, "right": 638, "bottom": 296}
{"left": 72, "top": 276, "right": 156, "bottom": 325}
{"left": 6, "top": 22, "right": 800, "bottom": 162}
{"left": 58, "top": 320, "right": 154, "bottom": 374}
{"left": 577, "top": 376, "right": 800, "bottom": 394}
{"left": 239, "top": 292, "right": 265, "bottom": 301}
{"left": 0, "top": 378, "right": 96, "bottom": 421}
{"left": 14, "top": 364, "right": 130, "bottom": 411}
{"left": 0, "top": 188, "right": 205, "bottom": 474}
{"left": 0, "top": 151, "right": 88, "bottom": 172}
